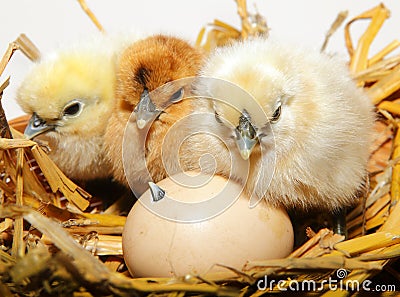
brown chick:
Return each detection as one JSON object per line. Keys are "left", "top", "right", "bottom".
{"left": 104, "top": 35, "right": 204, "bottom": 194}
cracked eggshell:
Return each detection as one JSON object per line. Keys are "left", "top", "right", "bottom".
{"left": 122, "top": 172, "right": 294, "bottom": 277}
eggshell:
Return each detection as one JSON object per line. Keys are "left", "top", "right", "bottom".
{"left": 122, "top": 172, "right": 294, "bottom": 277}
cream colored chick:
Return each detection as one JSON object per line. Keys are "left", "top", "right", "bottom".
{"left": 16, "top": 36, "right": 124, "bottom": 181}
{"left": 196, "top": 37, "right": 375, "bottom": 211}
{"left": 104, "top": 35, "right": 204, "bottom": 191}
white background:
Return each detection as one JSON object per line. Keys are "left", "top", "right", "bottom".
{"left": 0, "top": 0, "right": 399, "bottom": 120}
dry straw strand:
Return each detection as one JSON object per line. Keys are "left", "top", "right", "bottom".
{"left": 30, "top": 145, "right": 90, "bottom": 211}
{"left": 390, "top": 126, "right": 400, "bottom": 205}
{"left": 0, "top": 34, "right": 40, "bottom": 78}
{"left": 11, "top": 149, "right": 25, "bottom": 259}
{"left": 76, "top": 0, "right": 105, "bottom": 32}
{"left": 368, "top": 63, "right": 400, "bottom": 105}
{"left": 345, "top": 3, "right": 391, "bottom": 74}
{"left": 321, "top": 10, "right": 348, "bottom": 52}
{"left": 369, "top": 39, "right": 400, "bottom": 65}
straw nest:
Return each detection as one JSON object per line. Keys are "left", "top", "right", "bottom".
{"left": 0, "top": 1, "right": 399, "bottom": 296}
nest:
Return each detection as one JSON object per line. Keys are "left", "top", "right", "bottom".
{"left": 0, "top": 1, "right": 399, "bottom": 296}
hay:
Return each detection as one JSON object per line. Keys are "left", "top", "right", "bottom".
{"left": 76, "top": 0, "right": 105, "bottom": 32}
{"left": 0, "top": 1, "right": 399, "bottom": 296}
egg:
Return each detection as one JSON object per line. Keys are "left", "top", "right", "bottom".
{"left": 122, "top": 172, "right": 294, "bottom": 277}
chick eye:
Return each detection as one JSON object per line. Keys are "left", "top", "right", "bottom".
{"left": 169, "top": 88, "right": 184, "bottom": 103}
{"left": 271, "top": 104, "right": 282, "bottom": 123}
{"left": 63, "top": 101, "right": 82, "bottom": 117}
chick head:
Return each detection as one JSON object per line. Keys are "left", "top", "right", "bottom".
{"left": 200, "top": 40, "right": 296, "bottom": 161}
{"left": 17, "top": 48, "right": 116, "bottom": 139}
{"left": 115, "top": 34, "right": 204, "bottom": 129}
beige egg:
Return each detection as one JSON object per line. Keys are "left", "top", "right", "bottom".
{"left": 122, "top": 172, "right": 294, "bottom": 277}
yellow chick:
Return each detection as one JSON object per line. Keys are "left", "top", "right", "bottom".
{"left": 195, "top": 37, "right": 375, "bottom": 211}
{"left": 104, "top": 35, "right": 204, "bottom": 192}
{"left": 16, "top": 36, "right": 126, "bottom": 181}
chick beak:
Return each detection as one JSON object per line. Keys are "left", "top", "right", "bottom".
{"left": 134, "top": 89, "right": 160, "bottom": 129}
{"left": 235, "top": 116, "right": 258, "bottom": 160}
{"left": 24, "top": 113, "right": 54, "bottom": 140}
